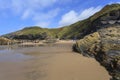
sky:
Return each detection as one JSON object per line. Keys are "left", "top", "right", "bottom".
{"left": 0, "top": 0, "right": 120, "bottom": 35}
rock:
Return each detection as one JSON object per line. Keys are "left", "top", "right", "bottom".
{"left": 0, "top": 37, "right": 13, "bottom": 45}
{"left": 73, "top": 26, "right": 120, "bottom": 80}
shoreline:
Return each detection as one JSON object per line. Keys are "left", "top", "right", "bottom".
{"left": 0, "top": 42, "right": 111, "bottom": 80}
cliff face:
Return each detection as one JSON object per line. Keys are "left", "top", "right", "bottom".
{"left": 98, "top": 26, "right": 120, "bottom": 80}
{"left": 60, "top": 4, "right": 120, "bottom": 39}
{"left": 73, "top": 7, "right": 120, "bottom": 80}
{"left": 0, "top": 37, "right": 13, "bottom": 45}
{"left": 73, "top": 26, "right": 120, "bottom": 80}
{"left": 91, "top": 9, "right": 120, "bottom": 30}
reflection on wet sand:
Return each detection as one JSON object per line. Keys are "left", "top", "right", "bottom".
{"left": 0, "top": 41, "right": 110, "bottom": 80}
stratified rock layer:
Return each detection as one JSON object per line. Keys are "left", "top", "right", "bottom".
{"left": 73, "top": 26, "right": 120, "bottom": 80}
{"left": 0, "top": 37, "right": 13, "bottom": 45}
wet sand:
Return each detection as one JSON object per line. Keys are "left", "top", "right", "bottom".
{"left": 0, "top": 41, "right": 110, "bottom": 80}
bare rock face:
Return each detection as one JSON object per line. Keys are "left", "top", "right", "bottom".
{"left": 0, "top": 37, "right": 13, "bottom": 45}
{"left": 98, "top": 26, "right": 120, "bottom": 80}
{"left": 73, "top": 8, "right": 120, "bottom": 79}
{"left": 73, "top": 26, "right": 120, "bottom": 80}
{"left": 100, "top": 9, "right": 120, "bottom": 25}
{"left": 73, "top": 32, "right": 101, "bottom": 56}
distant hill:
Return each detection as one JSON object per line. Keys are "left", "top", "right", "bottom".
{"left": 2, "top": 4, "right": 120, "bottom": 40}
{"left": 2, "top": 26, "right": 64, "bottom": 40}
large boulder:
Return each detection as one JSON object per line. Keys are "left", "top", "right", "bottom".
{"left": 73, "top": 26, "right": 120, "bottom": 80}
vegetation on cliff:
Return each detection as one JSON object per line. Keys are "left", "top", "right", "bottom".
{"left": 2, "top": 4, "right": 120, "bottom": 40}
{"left": 72, "top": 3, "right": 120, "bottom": 80}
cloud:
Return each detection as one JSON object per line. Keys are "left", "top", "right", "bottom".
{"left": 33, "top": 8, "right": 60, "bottom": 21}
{"left": 59, "top": 6, "right": 102, "bottom": 26}
{"left": 33, "top": 8, "right": 60, "bottom": 28}
{"left": 59, "top": 10, "right": 78, "bottom": 26}
{"left": 12, "top": 0, "right": 56, "bottom": 9}
{"left": 78, "top": 6, "right": 102, "bottom": 20}
{"left": 2, "top": 0, "right": 60, "bottom": 28}
{"left": 21, "top": 9, "right": 32, "bottom": 19}
{"left": 0, "top": 0, "right": 57, "bottom": 14}
{"left": 0, "top": 0, "right": 103, "bottom": 28}
{"left": 35, "top": 22, "right": 50, "bottom": 28}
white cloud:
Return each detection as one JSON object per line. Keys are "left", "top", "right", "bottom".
{"left": 5, "top": 0, "right": 59, "bottom": 28}
{"left": 20, "top": 4, "right": 60, "bottom": 21}
{"left": 0, "top": 0, "right": 57, "bottom": 14}
{"left": 0, "top": 0, "right": 103, "bottom": 28}
{"left": 21, "top": 9, "right": 32, "bottom": 19}
{"left": 33, "top": 8, "right": 60, "bottom": 21}
{"left": 59, "top": 10, "right": 79, "bottom": 26}
{"left": 11, "top": 0, "right": 56, "bottom": 10}
{"left": 78, "top": 6, "right": 102, "bottom": 20}
{"left": 35, "top": 22, "right": 50, "bottom": 28}
{"left": 32, "top": 8, "right": 60, "bottom": 28}
{"left": 59, "top": 6, "right": 102, "bottom": 26}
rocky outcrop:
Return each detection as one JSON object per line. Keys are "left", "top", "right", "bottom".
{"left": 100, "top": 9, "right": 120, "bottom": 24}
{"left": 73, "top": 26, "right": 120, "bottom": 80}
{"left": 0, "top": 37, "right": 13, "bottom": 45}
{"left": 0, "top": 37, "right": 16, "bottom": 45}
{"left": 12, "top": 33, "right": 48, "bottom": 40}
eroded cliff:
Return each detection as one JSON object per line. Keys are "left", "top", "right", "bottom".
{"left": 73, "top": 26, "right": 120, "bottom": 80}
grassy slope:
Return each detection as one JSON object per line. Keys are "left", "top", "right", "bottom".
{"left": 2, "top": 4, "right": 120, "bottom": 39}
{"left": 59, "top": 4, "right": 120, "bottom": 39}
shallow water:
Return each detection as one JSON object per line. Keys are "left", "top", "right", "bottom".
{"left": 0, "top": 49, "right": 31, "bottom": 62}
{"left": 0, "top": 43, "right": 111, "bottom": 80}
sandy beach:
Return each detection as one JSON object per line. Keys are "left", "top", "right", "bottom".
{"left": 0, "top": 41, "right": 110, "bottom": 80}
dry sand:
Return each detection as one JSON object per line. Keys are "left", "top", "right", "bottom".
{"left": 0, "top": 41, "right": 110, "bottom": 80}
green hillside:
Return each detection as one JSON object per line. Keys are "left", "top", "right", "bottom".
{"left": 59, "top": 3, "right": 120, "bottom": 39}
{"left": 2, "top": 4, "right": 120, "bottom": 40}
